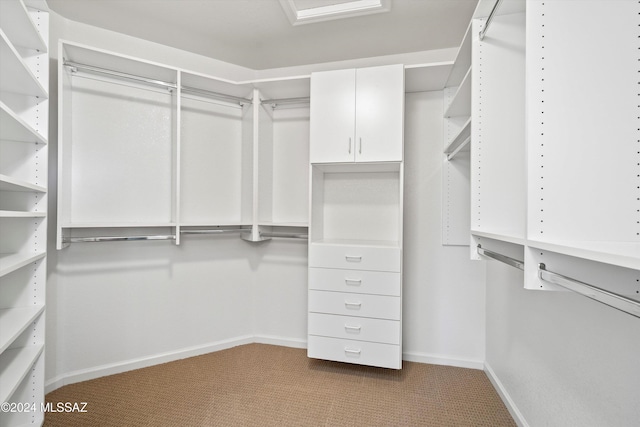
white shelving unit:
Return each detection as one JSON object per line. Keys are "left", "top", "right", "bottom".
{"left": 470, "top": 0, "right": 639, "bottom": 317}
{"left": 442, "top": 20, "right": 472, "bottom": 246}
{"left": 0, "top": 1, "right": 48, "bottom": 425}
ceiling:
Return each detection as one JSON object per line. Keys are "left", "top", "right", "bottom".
{"left": 47, "top": 0, "right": 478, "bottom": 70}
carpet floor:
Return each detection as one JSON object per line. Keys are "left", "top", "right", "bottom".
{"left": 44, "top": 343, "right": 515, "bottom": 426}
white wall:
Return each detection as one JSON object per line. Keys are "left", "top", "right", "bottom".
{"left": 485, "top": 262, "right": 640, "bottom": 426}
{"left": 45, "top": 12, "right": 485, "bottom": 391}
{"left": 403, "top": 92, "right": 486, "bottom": 367}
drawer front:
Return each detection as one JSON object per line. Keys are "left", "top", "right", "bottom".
{"left": 309, "top": 244, "right": 401, "bottom": 272}
{"left": 308, "top": 290, "right": 400, "bottom": 320}
{"left": 308, "top": 313, "right": 400, "bottom": 345}
{"left": 309, "top": 268, "right": 401, "bottom": 296}
{"left": 308, "top": 335, "right": 401, "bottom": 369}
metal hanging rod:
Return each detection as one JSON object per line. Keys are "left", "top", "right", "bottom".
{"left": 479, "top": 0, "right": 504, "bottom": 41}
{"left": 260, "top": 97, "right": 310, "bottom": 109}
{"left": 260, "top": 231, "right": 308, "bottom": 240}
{"left": 477, "top": 244, "right": 524, "bottom": 271}
{"left": 181, "top": 86, "right": 252, "bottom": 106}
{"left": 446, "top": 136, "right": 471, "bottom": 161}
{"left": 64, "top": 61, "right": 177, "bottom": 89}
{"left": 180, "top": 228, "right": 247, "bottom": 235}
{"left": 64, "top": 235, "right": 176, "bottom": 243}
{"left": 538, "top": 263, "right": 640, "bottom": 319}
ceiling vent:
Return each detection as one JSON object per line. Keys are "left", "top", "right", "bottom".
{"left": 279, "top": 0, "right": 391, "bottom": 26}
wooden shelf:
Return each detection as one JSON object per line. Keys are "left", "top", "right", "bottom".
{"left": 444, "top": 67, "right": 471, "bottom": 118}
{"left": 471, "top": 230, "right": 526, "bottom": 247}
{"left": 527, "top": 239, "right": 640, "bottom": 271}
{"left": 62, "top": 222, "right": 177, "bottom": 228}
{"left": 404, "top": 62, "right": 453, "bottom": 93}
{"left": 259, "top": 222, "right": 309, "bottom": 228}
{"left": 0, "top": 344, "right": 43, "bottom": 404}
{"left": 0, "top": 252, "right": 46, "bottom": 278}
{"left": 445, "top": 22, "right": 472, "bottom": 88}
{"left": 0, "top": 306, "right": 45, "bottom": 354}
{"left": 0, "top": 0, "right": 47, "bottom": 52}
{"left": 0, "top": 30, "right": 47, "bottom": 98}
{"left": 0, "top": 100, "right": 47, "bottom": 144}
{"left": 0, "top": 174, "right": 46, "bottom": 193}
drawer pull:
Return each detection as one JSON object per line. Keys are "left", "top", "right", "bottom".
{"left": 344, "top": 301, "right": 362, "bottom": 309}
{"left": 344, "top": 347, "right": 361, "bottom": 356}
{"left": 345, "top": 278, "right": 362, "bottom": 285}
{"left": 344, "top": 324, "right": 361, "bottom": 332}
{"left": 345, "top": 255, "right": 362, "bottom": 262}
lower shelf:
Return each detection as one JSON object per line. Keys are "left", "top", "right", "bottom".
{"left": 0, "top": 344, "right": 44, "bottom": 404}
{"left": 308, "top": 335, "right": 401, "bottom": 369}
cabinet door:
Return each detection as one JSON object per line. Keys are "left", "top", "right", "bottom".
{"left": 309, "top": 68, "right": 356, "bottom": 163}
{"left": 355, "top": 64, "right": 404, "bottom": 162}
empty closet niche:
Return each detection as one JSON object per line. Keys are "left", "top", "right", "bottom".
{"left": 257, "top": 97, "right": 310, "bottom": 228}
{"left": 58, "top": 42, "right": 178, "bottom": 246}
{"left": 179, "top": 72, "right": 253, "bottom": 227}
{"left": 310, "top": 163, "right": 402, "bottom": 247}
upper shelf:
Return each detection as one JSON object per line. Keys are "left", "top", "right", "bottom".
{"left": 404, "top": 62, "right": 453, "bottom": 93}
{"left": 0, "top": 0, "right": 47, "bottom": 53}
{"left": 0, "top": 29, "right": 47, "bottom": 98}
{"left": 527, "top": 239, "right": 640, "bottom": 272}
{"left": 444, "top": 67, "right": 471, "bottom": 118}
{"left": 445, "top": 21, "right": 471, "bottom": 88}
{"left": 444, "top": 117, "right": 471, "bottom": 158}
{"left": 0, "top": 174, "right": 46, "bottom": 193}
{"left": 0, "top": 252, "right": 46, "bottom": 278}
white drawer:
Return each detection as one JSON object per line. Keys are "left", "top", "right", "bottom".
{"left": 308, "top": 313, "right": 400, "bottom": 345}
{"left": 309, "top": 268, "right": 400, "bottom": 296}
{"left": 308, "top": 290, "right": 400, "bottom": 320}
{"left": 308, "top": 335, "right": 401, "bottom": 369}
{"left": 309, "top": 244, "right": 401, "bottom": 272}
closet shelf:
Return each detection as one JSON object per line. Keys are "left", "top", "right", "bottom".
{"left": 471, "top": 230, "right": 526, "bottom": 247}
{"left": 0, "top": 306, "right": 45, "bottom": 354}
{"left": 0, "top": 210, "right": 46, "bottom": 218}
{"left": 445, "top": 22, "right": 472, "bottom": 88}
{"left": 444, "top": 117, "right": 471, "bottom": 157}
{"left": 528, "top": 239, "right": 640, "bottom": 271}
{"left": 61, "top": 222, "right": 177, "bottom": 228}
{"left": 0, "top": 30, "right": 47, "bottom": 98}
{"left": 444, "top": 67, "right": 471, "bottom": 118}
{"left": 258, "top": 221, "right": 309, "bottom": 228}
{"left": 404, "top": 62, "right": 453, "bottom": 93}
{"left": 0, "top": 252, "right": 46, "bottom": 278}
{"left": 311, "top": 239, "right": 401, "bottom": 249}
{"left": 0, "top": 0, "right": 47, "bottom": 53}
{"left": 0, "top": 344, "right": 44, "bottom": 405}
{"left": 0, "top": 174, "right": 46, "bottom": 193}
{"left": 0, "top": 101, "right": 47, "bottom": 144}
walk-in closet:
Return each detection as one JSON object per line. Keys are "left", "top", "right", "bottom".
{"left": 1, "top": 0, "right": 638, "bottom": 426}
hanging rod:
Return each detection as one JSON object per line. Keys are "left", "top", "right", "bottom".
{"left": 64, "top": 61, "right": 177, "bottom": 89}
{"left": 64, "top": 235, "right": 176, "bottom": 243}
{"left": 181, "top": 86, "right": 252, "bottom": 106}
{"left": 538, "top": 263, "right": 640, "bottom": 319}
{"left": 479, "top": 0, "right": 504, "bottom": 41}
{"left": 446, "top": 136, "right": 471, "bottom": 161}
{"left": 260, "top": 231, "right": 308, "bottom": 240}
{"left": 260, "top": 97, "right": 310, "bottom": 109}
{"left": 477, "top": 244, "right": 524, "bottom": 271}
{"left": 180, "top": 228, "right": 247, "bottom": 235}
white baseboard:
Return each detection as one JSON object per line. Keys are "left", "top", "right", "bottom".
{"left": 45, "top": 335, "right": 253, "bottom": 394}
{"left": 252, "top": 334, "right": 307, "bottom": 349}
{"left": 484, "top": 361, "right": 529, "bottom": 427}
{"left": 402, "top": 350, "right": 484, "bottom": 370}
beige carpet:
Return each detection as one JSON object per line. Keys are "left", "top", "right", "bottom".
{"left": 44, "top": 343, "right": 515, "bottom": 426}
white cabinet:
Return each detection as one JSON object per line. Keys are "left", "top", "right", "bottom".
{"left": 0, "top": 1, "right": 48, "bottom": 426}
{"left": 309, "top": 64, "right": 404, "bottom": 163}
{"left": 308, "top": 65, "right": 404, "bottom": 368}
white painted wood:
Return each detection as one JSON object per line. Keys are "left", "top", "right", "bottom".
{"left": 471, "top": 13, "right": 526, "bottom": 240}
{"left": 309, "top": 68, "right": 356, "bottom": 163}
{"left": 309, "top": 243, "right": 401, "bottom": 272}
{"left": 444, "top": 67, "right": 471, "bottom": 118}
{"left": 307, "top": 335, "right": 401, "bottom": 369}
{"left": 308, "top": 312, "right": 400, "bottom": 345}
{"left": 355, "top": 64, "right": 404, "bottom": 162}
{"left": 0, "top": 4, "right": 47, "bottom": 418}
{"left": 404, "top": 62, "right": 453, "bottom": 93}
{"left": 309, "top": 267, "right": 400, "bottom": 296}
